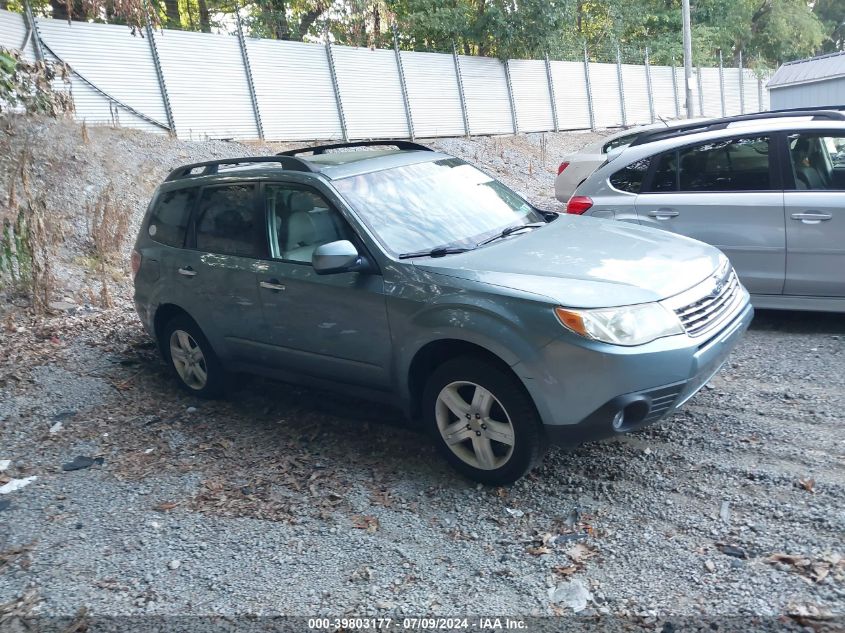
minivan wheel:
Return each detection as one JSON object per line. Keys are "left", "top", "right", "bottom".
{"left": 423, "top": 356, "right": 547, "bottom": 485}
{"left": 161, "top": 315, "right": 225, "bottom": 398}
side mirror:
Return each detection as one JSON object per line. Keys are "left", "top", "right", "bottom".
{"left": 312, "top": 240, "right": 372, "bottom": 275}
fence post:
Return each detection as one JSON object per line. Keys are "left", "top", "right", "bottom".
{"left": 739, "top": 51, "right": 745, "bottom": 114}
{"left": 144, "top": 12, "right": 175, "bottom": 136}
{"left": 583, "top": 44, "right": 595, "bottom": 131}
{"left": 644, "top": 47, "right": 655, "bottom": 123}
{"left": 325, "top": 40, "right": 348, "bottom": 142}
{"left": 718, "top": 50, "right": 726, "bottom": 117}
{"left": 616, "top": 45, "right": 627, "bottom": 126}
{"left": 23, "top": 0, "right": 44, "bottom": 61}
{"left": 544, "top": 53, "right": 559, "bottom": 133}
{"left": 452, "top": 42, "right": 471, "bottom": 138}
{"left": 696, "top": 66, "right": 704, "bottom": 116}
{"left": 392, "top": 26, "right": 415, "bottom": 140}
{"left": 503, "top": 59, "right": 519, "bottom": 133}
{"left": 236, "top": 8, "right": 263, "bottom": 140}
{"left": 671, "top": 58, "right": 680, "bottom": 118}
{"left": 758, "top": 75, "right": 764, "bottom": 112}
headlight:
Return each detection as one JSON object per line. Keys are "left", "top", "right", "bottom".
{"left": 555, "top": 303, "right": 684, "bottom": 346}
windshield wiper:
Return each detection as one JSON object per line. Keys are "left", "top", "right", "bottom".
{"left": 476, "top": 222, "right": 546, "bottom": 247}
{"left": 398, "top": 245, "right": 474, "bottom": 259}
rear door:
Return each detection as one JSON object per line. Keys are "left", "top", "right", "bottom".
{"left": 782, "top": 131, "right": 845, "bottom": 297}
{"left": 179, "top": 182, "right": 267, "bottom": 361}
{"left": 635, "top": 135, "right": 786, "bottom": 295}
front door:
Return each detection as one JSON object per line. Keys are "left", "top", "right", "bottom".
{"left": 635, "top": 135, "right": 786, "bottom": 296}
{"left": 255, "top": 182, "right": 392, "bottom": 388}
{"left": 782, "top": 132, "right": 845, "bottom": 297}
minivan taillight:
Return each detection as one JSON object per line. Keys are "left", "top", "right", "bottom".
{"left": 131, "top": 249, "right": 142, "bottom": 278}
{"left": 557, "top": 161, "right": 570, "bottom": 175}
{"left": 566, "top": 196, "right": 594, "bottom": 215}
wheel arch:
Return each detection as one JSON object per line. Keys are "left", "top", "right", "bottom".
{"left": 406, "top": 338, "right": 533, "bottom": 421}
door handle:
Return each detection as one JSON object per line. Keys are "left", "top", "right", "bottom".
{"left": 260, "top": 279, "right": 286, "bottom": 292}
{"left": 647, "top": 208, "right": 680, "bottom": 220}
{"left": 791, "top": 212, "right": 832, "bottom": 224}
{"left": 178, "top": 266, "right": 197, "bottom": 277}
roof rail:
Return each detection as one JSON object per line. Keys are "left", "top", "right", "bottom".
{"left": 629, "top": 109, "right": 845, "bottom": 147}
{"left": 278, "top": 140, "right": 432, "bottom": 156}
{"left": 165, "top": 156, "right": 318, "bottom": 181}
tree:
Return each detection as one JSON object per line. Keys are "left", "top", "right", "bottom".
{"left": 814, "top": 0, "right": 845, "bottom": 52}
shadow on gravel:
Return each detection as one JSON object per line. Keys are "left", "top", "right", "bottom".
{"left": 750, "top": 308, "right": 845, "bottom": 334}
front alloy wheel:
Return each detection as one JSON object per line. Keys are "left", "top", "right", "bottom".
{"left": 424, "top": 356, "right": 547, "bottom": 485}
{"left": 436, "top": 381, "right": 516, "bottom": 471}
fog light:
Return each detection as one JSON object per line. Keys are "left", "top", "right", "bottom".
{"left": 612, "top": 410, "right": 625, "bottom": 431}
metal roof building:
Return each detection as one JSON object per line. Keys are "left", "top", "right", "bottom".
{"left": 767, "top": 52, "right": 845, "bottom": 110}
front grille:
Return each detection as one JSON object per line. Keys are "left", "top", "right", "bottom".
{"left": 669, "top": 266, "right": 743, "bottom": 339}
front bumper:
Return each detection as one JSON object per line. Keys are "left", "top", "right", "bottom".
{"left": 530, "top": 301, "right": 753, "bottom": 447}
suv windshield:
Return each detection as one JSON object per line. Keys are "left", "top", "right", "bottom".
{"left": 332, "top": 158, "right": 544, "bottom": 256}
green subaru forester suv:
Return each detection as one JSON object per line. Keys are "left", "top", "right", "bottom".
{"left": 133, "top": 141, "right": 752, "bottom": 484}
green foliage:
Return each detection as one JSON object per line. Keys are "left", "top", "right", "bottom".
{"left": 0, "top": 47, "right": 74, "bottom": 115}
{"left": 814, "top": 0, "right": 845, "bottom": 53}
{"left": 0, "top": 209, "right": 32, "bottom": 291}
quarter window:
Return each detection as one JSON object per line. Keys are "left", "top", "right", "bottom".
{"left": 609, "top": 157, "right": 651, "bottom": 193}
{"left": 645, "top": 136, "right": 773, "bottom": 193}
{"left": 195, "top": 185, "right": 263, "bottom": 258}
{"left": 787, "top": 133, "right": 845, "bottom": 190}
{"left": 147, "top": 188, "right": 196, "bottom": 247}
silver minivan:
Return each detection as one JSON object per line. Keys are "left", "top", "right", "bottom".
{"left": 569, "top": 112, "right": 845, "bottom": 312}
{"left": 133, "top": 142, "right": 752, "bottom": 484}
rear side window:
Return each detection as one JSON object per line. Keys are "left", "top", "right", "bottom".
{"left": 147, "top": 188, "right": 196, "bottom": 247}
{"left": 609, "top": 157, "right": 651, "bottom": 193}
{"left": 646, "top": 136, "right": 772, "bottom": 193}
{"left": 195, "top": 185, "right": 264, "bottom": 258}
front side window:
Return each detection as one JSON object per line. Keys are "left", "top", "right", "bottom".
{"left": 195, "top": 185, "right": 263, "bottom": 258}
{"left": 609, "top": 157, "right": 651, "bottom": 193}
{"left": 645, "top": 136, "right": 772, "bottom": 193}
{"left": 265, "top": 184, "right": 354, "bottom": 263}
{"left": 788, "top": 133, "right": 844, "bottom": 190}
{"left": 332, "top": 158, "right": 545, "bottom": 256}
{"left": 148, "top": 188, "right": 196, "bottom": 247}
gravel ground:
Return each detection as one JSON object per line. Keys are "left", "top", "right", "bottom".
{"left": 1, "top": 118, "right": 843, "bottom": 630}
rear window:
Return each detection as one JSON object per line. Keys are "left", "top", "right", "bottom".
{"left": 147, "top": 188, "right": 197, "bottom": 248}
{"left": 609, "top": 157, "right": 651, "bottom": 193}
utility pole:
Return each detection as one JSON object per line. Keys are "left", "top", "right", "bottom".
{"left": 682, "top": 0, "right": 694, "bottom": 118}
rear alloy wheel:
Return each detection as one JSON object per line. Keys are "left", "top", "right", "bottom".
{"left": 161, "top": 315, "right": 225, "bottom": 398}
{"left": 424, "top": 357, "right": 547, "bottom": 485}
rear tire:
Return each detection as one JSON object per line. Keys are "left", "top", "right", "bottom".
{"left": 160, "top": 315, "right": 225, "bottom": 399}
{"left": 423, "top": 356, "right": 547, "bottom": 485}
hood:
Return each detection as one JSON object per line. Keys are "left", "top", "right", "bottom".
{"left": 414, "top": 216, "right": 724, "bottom": 308}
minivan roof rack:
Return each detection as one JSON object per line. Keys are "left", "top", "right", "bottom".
{"left": 278, "top": 140, "right": 432, "bottom": 156}
{"left": 629, "top": 109, "right": 845, "bottom": 147}
{"left": 165, "top": 156, "right": 318, "bottom": 181}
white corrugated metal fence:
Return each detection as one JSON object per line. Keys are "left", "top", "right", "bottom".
{"left": 0, "top": 9, "right": 772, "bottom": 141}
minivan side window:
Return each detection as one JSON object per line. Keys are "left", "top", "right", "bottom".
{"left": 609, "top": 157, "right": 651, "bottom": 193}
{"left": 147, "top": 188, "right": 197, "bottom": 247}
{"left": 195, "top": 185, "right": 264, "bottom": 258}
{"left": 787, "top": 133, "right": 845, "bottom": 190}
{"left": 644, "top": 136, "right": 773, "bottom": 193}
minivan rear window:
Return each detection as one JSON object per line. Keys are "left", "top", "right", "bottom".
{"left": 147, "top": 188, "right": 197, "bottom": 248}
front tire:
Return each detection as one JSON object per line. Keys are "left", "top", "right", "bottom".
{"left": 423, "top": 356, "right": 547, "bottom": 485}
{"left": 161, "top": 315, "right": 225, "bottom": 398}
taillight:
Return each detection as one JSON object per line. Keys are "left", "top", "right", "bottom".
{"left": 557, "top": 161, "right": 570, "bottom": 175}
{"left": 131, "top": 249, "right": 142, "bottom": 278}
{"left": 566, "top": 196, "right": 594, "bottom": 215}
